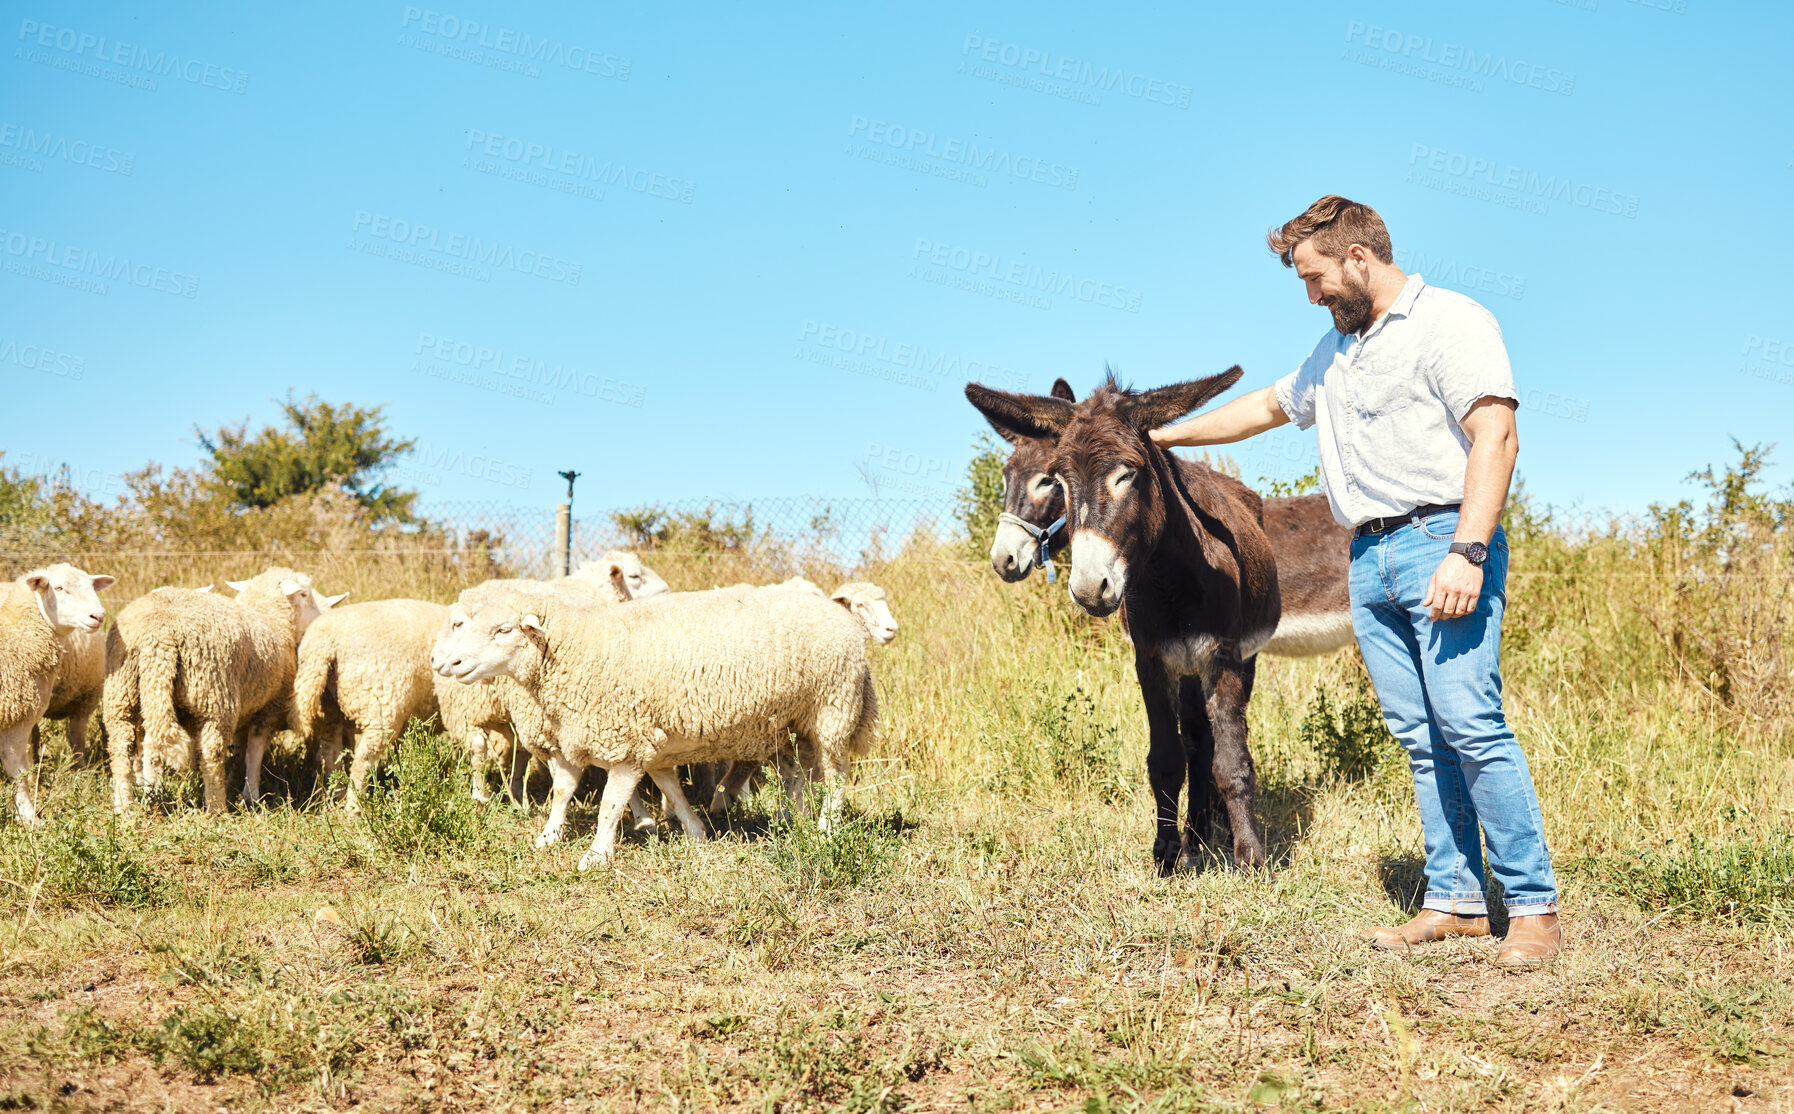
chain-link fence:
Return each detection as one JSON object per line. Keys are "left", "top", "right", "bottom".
{"left": 424, "top": 496, "right": 962, "bottom": 578}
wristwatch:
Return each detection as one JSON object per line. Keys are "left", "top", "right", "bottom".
{"left": 1448, "top": 541, "right": 1489, "bottom": 567}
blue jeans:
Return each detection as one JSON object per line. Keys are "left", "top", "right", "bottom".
{"left": 1349, "top": 509, "right": 1558, "bottom": 917}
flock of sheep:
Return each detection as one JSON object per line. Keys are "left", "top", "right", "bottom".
{"left": 0, "top": 556, "right": 899, "bottom": 869}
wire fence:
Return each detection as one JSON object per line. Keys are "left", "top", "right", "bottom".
{"left": 422, "top": 497, "right": 962, "bottom": 577}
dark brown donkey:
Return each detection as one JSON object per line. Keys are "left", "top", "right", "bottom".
{"left": 968, "top": 369, "right": 1280, "bottom": 872}
{"left": 980, "top": 381, "right": 1351, "bottom": 654}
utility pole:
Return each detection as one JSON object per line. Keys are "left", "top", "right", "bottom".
{"left": 555, "top": 469, "right": 580, "bottom": 577}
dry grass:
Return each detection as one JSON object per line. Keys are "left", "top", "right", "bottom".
{"left": 2, "top": 475, "right": 1793, "bottom": 1110}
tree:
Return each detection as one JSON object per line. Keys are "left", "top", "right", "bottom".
{"left": 196, "top": 393, "right": 419, "bottom": 522}
{"left": 954, "top": 431, "right": 1005, "bottom": 560}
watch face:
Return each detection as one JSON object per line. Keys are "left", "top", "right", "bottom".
{"left": 1467, "top": 542, "right": 1488, "bottom": 564}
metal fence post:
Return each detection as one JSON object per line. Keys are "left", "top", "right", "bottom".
{"left": 553, "top": 503, "right": 571, "bottom": 577}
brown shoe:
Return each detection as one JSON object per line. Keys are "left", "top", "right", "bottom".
{"left": 1366, "top": 909, "right": 1490, "bottom": 952}
{"left": 1493, "top": 913, "right": 1562, "bottom": 969}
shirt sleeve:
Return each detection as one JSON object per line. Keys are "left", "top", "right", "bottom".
{"left": 1430, "top": 300, "right": 1518, "bottom": 421}
{"left": 1273, "top": 345, "right": 1326, "bottom": 430}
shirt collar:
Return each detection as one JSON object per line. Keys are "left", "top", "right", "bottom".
{"left": 1387, "top": 272, "right": 1426, "bottom": 320}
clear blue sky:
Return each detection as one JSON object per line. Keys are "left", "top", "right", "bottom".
{"left": 4, "top": 0, "right": 1791, "bottom": 520}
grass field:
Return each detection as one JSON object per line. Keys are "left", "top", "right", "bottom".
{"left": 3, "top": 467, "right": 1794, "bottom": 1111}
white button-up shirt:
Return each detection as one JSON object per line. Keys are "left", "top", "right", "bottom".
{"left": 1273, "top": 274, "right": 1517, "bottom": 528}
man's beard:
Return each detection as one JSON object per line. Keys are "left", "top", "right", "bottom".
{"left": 1326, "top": 272, "right": 1375, "bottom": 336}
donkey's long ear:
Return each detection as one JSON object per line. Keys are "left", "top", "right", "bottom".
{"left": 1049, "top": 378, "right": 1076, "bottom": 402}
{"left": 1120, "top": 366, "right": 1245, "bottom": 430}
{"left": 965, "top": 383, "right": 1074, "bottom": 442}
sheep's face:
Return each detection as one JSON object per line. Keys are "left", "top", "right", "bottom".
{"left": 24, "top": 563, "right": 114, "bottom": 634}
{"left": 601, "top": 552, "right": 671, "bottom": 599}
{"left": 286, "top": 581, "right": 350, "bottom": 634}
{"left": 833, "top": 584, "right": 898, "bottom": 645}
{"left": 432, "top": 600, "right": 538, "bottom": 683}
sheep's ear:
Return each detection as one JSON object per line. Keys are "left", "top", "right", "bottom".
{"left": 320, "top": 591, "right": 350, "bottom": 608}
{"left": 607, "top": 561, "right": 631, "bottom": 600}
{"left": 829, "top": 585, "right": 855, "bottom": 607}
{"left": 195, "top": 584, "right": 214, "bottom": 593}
{"left": 25, "top": 573, "right": 49, "bottom": 592}
{"left": 225, "top": 578, "right": 250, "bottom": 592}
{"left": 279, "top": 578, "right": 305, "bottom": 598}
{"left": 89, "top": 574, "right": 116, "bottom": 592}
{"left": 521, "top": 613, "right": 545, "bottom": 634}
{"left": 1050, "top": 378, "right": 1077, "bottom": 401}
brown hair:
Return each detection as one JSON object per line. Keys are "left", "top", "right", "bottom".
{"left": 1266, "top": 195, "right": 1393, "bottom": 268}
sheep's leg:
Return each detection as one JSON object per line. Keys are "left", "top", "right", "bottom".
{"left": 465, "top": 727, "right": 492, "bottom": 803}
{"left": 536, "top": 754, "right": 582, "bottom": 847}
{"left": 196, "top": 720, "right": 232, "bottom": 814}
{"left": 346, "top": 727, "right": 397, "bottom": 813}
{"left": 65, "top": 710, "right": 93, "bottom": 766}
{"left": 626, "top": 782, "right": 658, "bottom": 835}
{"left": 242, "top": 726, "right": 271, "bottom": 807}
{"left": 816, "top": 754, "right": 851, "bottom": 834}
{"left": 711, "top": 760, "right": 761, "bottom": 813}
{"left": 315, "top": 724, "right": 345, "bottom": 801}
{"left": 505, "top": 733, "right": 530, "bottom": 806}
{"left": 107, "top": 716, "right": 137, "bottom": 813}
{"left": 579, "top": 764, "right": 644, "bottom": 872}
{"left": 648, "top": 768, "right": 708, "bottom": 843}
{"left": 1, "top": 726, "right": 42, "bottom": 828}
{"left": 771, "top": 748, "right": 807, "bottom": 821}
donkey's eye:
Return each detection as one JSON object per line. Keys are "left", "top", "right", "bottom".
{"left": 1109, "top": 466, "right": 1137, "bottom": 495}
{"left": 1029, "top": 474, "right": 1055, "bottom": 497}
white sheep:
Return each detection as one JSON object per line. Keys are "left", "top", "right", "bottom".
{"left": 708, "top": 579, "right": 899, "bottom": 812}
{"left": 289, "top": 598, "right": 447, "bottom": 809}
{"left": 569, "top": 551, "right": 670, "bottom": 600}
{"left": 431, "top": 583, "right": 877, "bottom": 868}
{"left": 102, "top": 567, "right": 345, "bottom": 813}
{"left": 40, "top": 624, "right": 107, "bottom": 766}
{"left": 437, "top": 564, "right": 641, "bottom": 805}
{"left": 0, "top": 564, "right": 114, "bottom": 825}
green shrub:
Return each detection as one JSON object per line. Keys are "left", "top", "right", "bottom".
{"left": 1300, "top": 675, "right": 1399, "bottom": 785}
{"left": 765, "top": 808, "right": 902, "bottom": 892}
{"left": 41, "top": 807, "right": 172, "bottom": 909}
{"left": 359, "top": 719, "right": 489, "bottom": 858}
{"left": 986, "top": 684, "right": 1126, "bottom": 802}
{"left": 1576, "top": 831, "right": 1794, "bottom": 923}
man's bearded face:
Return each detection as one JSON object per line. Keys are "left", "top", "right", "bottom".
{"left": 1323, "top": 265, "right": 1375, "bottom": 336}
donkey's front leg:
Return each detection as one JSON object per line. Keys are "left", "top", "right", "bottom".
{"left": 1135, "top": 653, "right": 1185, "bottom": 876}
{"left": 1178, "top": 676, "right": 1228, "bottom": 869}
{"left": 1208, "top": 659, "right": 1268, "bottom": 869}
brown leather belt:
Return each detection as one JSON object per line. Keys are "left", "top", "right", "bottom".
{"left": 1354, "top": 502, "right": 1461, "bottom": 538}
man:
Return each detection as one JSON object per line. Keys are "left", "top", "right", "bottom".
{"left": 1150, "top": 195, "right": 1560, "bottom": 969}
